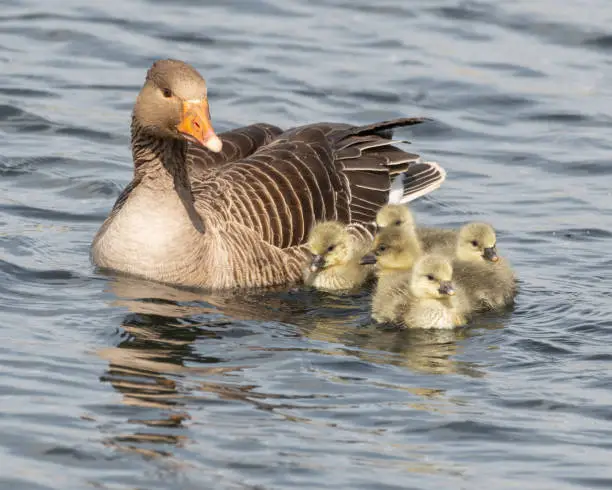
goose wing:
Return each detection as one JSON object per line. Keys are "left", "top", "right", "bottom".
{"left": 187, "top": 123, "right": 283, "bottom": 177}
{"left": 194, "top": 118, "right": 445, "bottom": 249}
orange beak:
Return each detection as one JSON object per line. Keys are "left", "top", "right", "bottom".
{"left": 176, "top": 99, "right": 223, "bottom": 153}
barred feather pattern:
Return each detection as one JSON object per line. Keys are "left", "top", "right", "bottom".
{"left": 91, "top": 117, "right": 445, "bottom": 289}
{"left": 187, "top": 123, "right": 283, "bottom": 177}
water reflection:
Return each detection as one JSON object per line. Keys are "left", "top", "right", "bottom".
{"left": 95, "top": 274, "right": 502, "bottom": 460}
{"left": 96, "top": 275, "right": 313, "bottom": 458}
{"left": 107, "top": 274, "right": 314, "bottom": 323}
{"left": 300, "top": 307, "right": 504, "bottom": 377}
{"left": 97, "top": 315, "right": 218, "bottom": 458}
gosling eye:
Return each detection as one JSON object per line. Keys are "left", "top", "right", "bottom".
{"left": 327, "top": 244, "right": 335, "bottom": 252}
{"left": 426, "top": 274, "right": 435, "bottom": 281}
{"left": 377, "top": 245, "right": 388, "bottom": 253}
{"left": 471, "top": 240, "right": 479, "bottom": 247}
{"left": 394, "top": 220, "right": 402, "bottom": 226}
{"left": 161, "top": 88, "right": 173, "bottom": 98}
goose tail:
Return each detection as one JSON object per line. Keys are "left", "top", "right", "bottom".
{"left": 388, "top": 160, "right": 446, "bottom": 204}
{"left": 333, "top": 118, "right": 446, "bottom": 217}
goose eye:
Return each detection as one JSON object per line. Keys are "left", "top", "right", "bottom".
{"left": 327, "top": 245, "right": 335, "bottom": 252}
{"left": 394, "top": 220, "right": 402, "bottom": 226}
{"left": 471, "top": 240, "right": 479, "bottom": 247}
{"left": 162, "top": 88, "right": 173, "bottom": 98}
{"left": 426, "top": 274, "right": 435, "bottom": 281}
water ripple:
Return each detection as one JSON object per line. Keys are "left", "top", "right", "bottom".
{"left": 0, "top": 0, "right": 611, "bottom": 488}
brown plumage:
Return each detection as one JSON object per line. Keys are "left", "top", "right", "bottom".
{"left": 91, "top": 59, "right": 446, "bottom": 289}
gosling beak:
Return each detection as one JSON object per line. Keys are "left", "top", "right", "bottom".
{"left": 309, "top": 254, "right": 326, "bottom": 273}
{"left": 176, "top": 99, "right": 223, "bottom": 153}
{"left": 483, "top": 246, "right": 499, "bottom": 262}
{"left": 359, "top": 253, "right": 377, "bottom": 266}
{"left": 438, "top": 281, "right": 455, "bottom": 296}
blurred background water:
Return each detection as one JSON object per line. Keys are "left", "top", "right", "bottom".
{"left": 1, "top": 0, "right": 612, "bottom": 488}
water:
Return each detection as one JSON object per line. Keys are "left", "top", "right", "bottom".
{"left": 1, "top": 0, "right": 611, "bottom": 488}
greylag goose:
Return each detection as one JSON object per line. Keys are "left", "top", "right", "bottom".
{"left": 303, "top": 221, "right": 373, "bottom": 291}
{"left": 371, "top": 254, "right": 469, "bottom": 329}
{"left": 91, "top": 59, "right": 446, "bottom": 289}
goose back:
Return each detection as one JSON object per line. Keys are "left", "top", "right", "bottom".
{"left": 193, "top": 118, "right": 444, "bottom": 250}
{"left": 188, "top": 123, "right": 283, "bottom": 176}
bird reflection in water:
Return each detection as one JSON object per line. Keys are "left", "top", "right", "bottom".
{"left": 95, "top": 274, "right": 506, "bottom": 461}
{"left": 304, "top": 319, "right": 482, "bottom": 376}
{"left": 95, "top": 274, "right": 317, "bottom": 459}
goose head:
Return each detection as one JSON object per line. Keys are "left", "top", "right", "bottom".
{"left": 456, "top": 222, "right": 499, "bottom": 263}
{"left": 307, "top": 221, "right": 353, "bottom": 272}
{"left": 410, "top": 255, "right": 455, "bottom": 299}
{"left": 360, "top": 227, "right": 420, "bottom": 271}
{"left": 133, "top": 59, "right": 222, "bottom": 153}
{"left": 375, "top": 204, "right": 416, "bottom": 232}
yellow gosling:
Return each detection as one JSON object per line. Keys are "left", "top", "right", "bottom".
{"left": 303, "top": 221, "right": 373, "bottom": 291}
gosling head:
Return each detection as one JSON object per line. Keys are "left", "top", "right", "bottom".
{"left": 359, "top": 227, "right": 420, "bottom": 271}
{"left": 133, "top": 59, "right": 222, "bottom": 152}
{"left": 456, "top": 222, "right": 499, "bottom": 263}
{"left": 307, "top": 221, "right": 353, "bottom": 272}
{"left": 410, "top": 255, "right": 456, "bottom": 299}
{"left": 375, "top": 204, "right": 416, "bottom": 232}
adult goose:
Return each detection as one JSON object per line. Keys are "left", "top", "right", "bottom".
{"left": 91, "top": 59, "right": 446, "bottom": 289}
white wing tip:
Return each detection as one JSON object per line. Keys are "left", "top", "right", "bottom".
{"left": 388, "top": 160, "right": 447, "bottom": 205}
{"left": 388, "top": 173, "right": 405, "bottom": 204}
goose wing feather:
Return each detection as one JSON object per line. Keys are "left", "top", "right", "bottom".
{"left": 195, "top": 128, "right": 341, "bottom": 249}
{"left": 187, "top": 123, "right": 283, "bottom": 177}
{"left": 192, "top": 118, "right": 445, "bottom": 250}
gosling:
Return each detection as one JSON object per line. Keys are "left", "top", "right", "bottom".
{"left": 375, "top": 204, "right": 457, "bottom": 254}
{"left": 452, "top": 222, "right": 517, "bottom": 311}
{"left": 361, "top": 226, "right": 422, "bottom": 278}
{"left": 373, "top": 254, "right": 469, "bottom": 329}
{"left": 360, "top": 226, "right": 422, "bottom": 323}
{"left": 303, "top": 221, "right": 372, "bottom": 291}
{"left": 375, "top": 204, "right": 418, "bottom": 234}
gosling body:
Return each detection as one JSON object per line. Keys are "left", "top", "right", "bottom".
{"left": 374, "top": 255, "right": 469, "bottom": 329}
{"left": 304, "top": 221, "right": 373, "bottom": 291}
{"left": 361, "top": 226, "right": 423, "bottom": 322}
{"left": 451, "top": 222, "right": 517, "bottom": 312}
